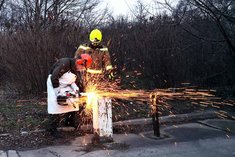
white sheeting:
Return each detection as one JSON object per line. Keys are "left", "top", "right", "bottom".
{"left": 47, "top": 72, "right": 80, "bottom": 114}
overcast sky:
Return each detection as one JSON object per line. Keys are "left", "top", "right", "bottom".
{"left": 101, "top": 0, "right": 178, "bottom": 17}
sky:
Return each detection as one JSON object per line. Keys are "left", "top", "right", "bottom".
{"left": 101, "top": 0, "right": 154, "bottom": 17}
{"left": 101, "top": 0, "right": 178, "bottom": 17}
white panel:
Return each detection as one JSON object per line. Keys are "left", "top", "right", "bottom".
{"left": 0, "top": 151, "right": 7, "bottom": 157}
{"left": 98, "top": 98, "right": 113, "bottom": 138}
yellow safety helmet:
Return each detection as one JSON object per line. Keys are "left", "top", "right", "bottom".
{"left": 89, "top": 29, "right": 102, "bottom": 43}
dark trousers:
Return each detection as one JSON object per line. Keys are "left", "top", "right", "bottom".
{"left": 47, "top": 111, "right": 76, "bottom": 132}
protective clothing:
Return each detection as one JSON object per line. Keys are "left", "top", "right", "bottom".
{"left": 47, "top": 57, "right": 92, "bottom": 114}
{"left": 58, "top": 71, "right": 79, "bottom": 95}
{"left": 47, "top": 74, "right": 80, "bottom": 114}
{"left": 47, "top": 56, "right": 92, "bottom": 136}
{"left": 74, "top": 43, "right": 113, "bottom": 74}
{"left": 49, "top": 58, "right": 78, "bottom": 88}
{"left": 89, "top": 29, "right": 102, "bottom": 43}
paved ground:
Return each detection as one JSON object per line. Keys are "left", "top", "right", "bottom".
{"left": 1, "top": 116, "right": 235, "bottom": 157}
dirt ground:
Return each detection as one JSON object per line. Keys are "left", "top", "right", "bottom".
{"left": 0, "top": 94, "right": 233, "bottom": 151}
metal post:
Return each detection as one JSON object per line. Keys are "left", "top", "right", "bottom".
{"left": 150, "top": 94, "right": 160, "bottom": 137}
{"left": 92, "top": 96, "right": 113, "bottom": 143}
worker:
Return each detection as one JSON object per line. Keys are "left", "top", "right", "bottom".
{"left": 74, "top": 29, "right": 114, "bottom": 89}
{"left": 46, "top": 54, "right": 92, "bottom": 138}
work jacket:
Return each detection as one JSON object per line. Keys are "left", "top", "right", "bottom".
{"left": 74, "top": 43, "right": 113, "bottom": 74}
{"left": 49, "top": 58, "right": 79, "bottom": 88}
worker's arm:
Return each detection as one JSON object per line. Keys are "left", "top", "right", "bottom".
{"left": 51, "top": 60, "right": 70, "bottom": 88}
{"left": 102, "top": 47, "right": 114, "bottom": 80}
{"left": 74, "top": 44, "right": 90, "bottom": 58}
{"left": 101, "top": 47, "right": 113, "bottom": 71}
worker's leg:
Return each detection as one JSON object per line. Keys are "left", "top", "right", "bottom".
{"left": 47, "top": 114, "right": 64, "bottom": 138}
{"left": 64, "top": 111, "right": 76, "bottom": 127}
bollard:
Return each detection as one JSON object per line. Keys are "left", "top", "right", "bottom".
{"left": 150, "top": 94, "right": 160, "bottom": 137}
{"left": 92, "top": 96, "right": 113, "bottom": 143}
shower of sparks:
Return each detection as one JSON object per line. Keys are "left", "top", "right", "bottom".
{"left": 77, "top": 73, "right": 235, "bottom": 125}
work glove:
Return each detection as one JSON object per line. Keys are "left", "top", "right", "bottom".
{"left": 108, "top": 71, "right": 115, "bottom": 80}
{"left": 71, "top": 83, "right": 80, "bottom": 97}
{"left": 75, "top": 89, "right": 80, "bottom": 97}
{"left": 71, "top": 82, "right": 79, "bottom": 91}
{"left": 105, "top": 69, "right": 115, "bottom": 81}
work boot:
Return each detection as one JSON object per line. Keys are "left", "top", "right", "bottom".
{"left": 50, "top": 130, "right": 64, "bottom": 139}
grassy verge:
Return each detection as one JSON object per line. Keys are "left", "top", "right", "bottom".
{"left": 0, "top": 99, "right": 48, "bottom": 134}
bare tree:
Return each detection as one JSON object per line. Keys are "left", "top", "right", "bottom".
{"left": 185, "top": 0, "right": 235, "bottom": 57}
{"left": 0, "top": 0, "right": 104, "bottom": 31}
{"left": 1, "top": 0, "right": 235, "bottom": 93}
{"left": 0, "top": 0, "right": 5, "bottom": 11}
{"left": 0, "top": 0, "right": 111, "bottom": 93}
{"left": 79, "top": 3, "right": 110, "bottom": 29}
{"left": 134, "top": 0, "right": 149, "bottom": 23}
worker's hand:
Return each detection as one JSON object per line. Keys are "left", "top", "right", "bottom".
{"left": 108, "top": 71, "right": 115, "bottom": 80}
{"left": 75, "top": 90, "right": 81, "bottom": 97}
{"left": 71, "top": 83, "right": 79, "bottom": 91}
{"left": 105, "top": 69, "right": 115, "bottom": 81}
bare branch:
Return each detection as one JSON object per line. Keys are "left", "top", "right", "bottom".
{"left": 0, "top": 0, "right": 5, "bottom": 11}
